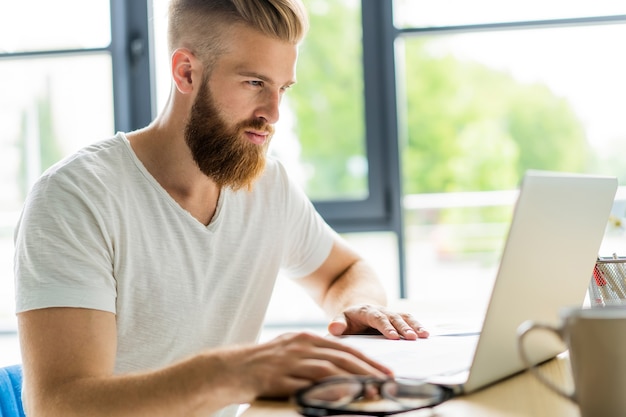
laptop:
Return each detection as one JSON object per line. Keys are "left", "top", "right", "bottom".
{"left": 336, "top": 170, "right": 618, "bottom": 394}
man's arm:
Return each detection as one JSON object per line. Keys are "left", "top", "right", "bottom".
{"left": 18, "top": 307, "right": 392, "bottom": 417}
{"left": 296, "top": 235, "right": 429, "bottom": 340}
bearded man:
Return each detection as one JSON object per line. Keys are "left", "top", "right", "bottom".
{"left": 14, "top": 1, "right": 428, "bottom": 416}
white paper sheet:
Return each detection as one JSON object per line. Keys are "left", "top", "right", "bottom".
{"left": 333, "top": 333, "right": 480, "bottom": 380}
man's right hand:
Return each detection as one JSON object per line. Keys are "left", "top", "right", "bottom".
{"left": 218, "top": 332, "right": 393, "bottom": 402}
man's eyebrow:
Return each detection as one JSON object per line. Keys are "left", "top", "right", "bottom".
{"left": 238, "top": 71, "right": 296, "bottom": 87}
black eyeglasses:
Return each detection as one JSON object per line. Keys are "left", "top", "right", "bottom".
{"left": 293, "top": 376, "right": 452, "bottom": 416}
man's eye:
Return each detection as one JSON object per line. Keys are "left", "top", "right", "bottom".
{"left": 247, "top": 80, "right": 264, "bottom": 87}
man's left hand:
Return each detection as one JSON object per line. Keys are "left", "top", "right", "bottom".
{"left": 327, "top": 304, "right": 430, "bottom": 340}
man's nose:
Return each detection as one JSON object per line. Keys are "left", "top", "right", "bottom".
{"left": 254, "top": 89, "right": 281, "bottom": 124}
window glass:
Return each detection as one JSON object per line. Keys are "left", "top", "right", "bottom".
{"left": 399, "top": 25, "right": 626, "bottom": 194}
{"left": 393, "top": 0, "right": 626, "bottom": 28}
{"left": 397, "top": 24, "right": 626, "bottom": 301}
{"left": 265, "top": 232, "right": 399, "bottom": 326}
{"left": 285, "top": 0, "right": 367, "bottom": 200}
{"left": 0, "top": 1, "right": 111, "bottom": 53}
{"left": 0, "top": 54, "right": 114, "bottom": 327}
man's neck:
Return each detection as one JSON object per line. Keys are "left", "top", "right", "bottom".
{"left": 127, "top": 124, "right": 222, "bottom": 226}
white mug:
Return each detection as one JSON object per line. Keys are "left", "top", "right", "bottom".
{"left": 517, "top": 306, "right": 626, "bottom": 417}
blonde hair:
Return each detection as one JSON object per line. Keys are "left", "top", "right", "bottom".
{"left": 168, "top": 0, "right": 309, "bottom": 68}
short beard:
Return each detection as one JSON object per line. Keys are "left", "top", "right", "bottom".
{"left": 184, "top": 79, "right": 273, "bottom": 191}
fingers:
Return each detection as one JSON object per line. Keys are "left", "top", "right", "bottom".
{"left": 385, "top": 313, "right": 416, "bottom": 340}
{"left": 387, "top": 311, "right": 429, "bottom": 339}
{"left": 378, "top": 310, "right": 430, "bottom": 339}
{"left": 242, "top": 332, "right": 392, "bottom": 398}
{"left": 402, "top": 312, "right": 430, "bottom": 338}
{"left": 312, "top": 335, "right": 393, "bottom": 377}
{"left": 331, "top": 305, "right": 430, "bottom": 340}
{"left": 327, "top": 314, "right": 348, "bottom": 337}
{"left": 289, "top": 332, "right": 392, "bottom": 378}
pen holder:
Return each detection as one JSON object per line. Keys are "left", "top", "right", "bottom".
{"left": 588, "top": 256, "right": 626, "bottom": 307}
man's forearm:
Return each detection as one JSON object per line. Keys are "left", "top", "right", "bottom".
{"left": 319, "top": 259, "right": 388, "bottom": 318}
{"left": 321, "top": 259, "right": 427, "bottom": 340}
{"left": 25, "top": 351, "right": 244, "bottom": 417}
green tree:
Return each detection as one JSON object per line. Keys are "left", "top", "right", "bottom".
{"left": 400, "top": 38, "right": 589, "bottom": 195}
{"left": 507, "top": 84, "right": 589, "bottom": 179}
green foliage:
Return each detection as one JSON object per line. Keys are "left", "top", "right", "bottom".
{"left": 400, "top": 38, "right": 589, "bottom": 194}
{"left": 507, "top": 84, "right": 590, "bottom": 178}
{"left": 289, "top": 0, "right": 366, "bottom": 199}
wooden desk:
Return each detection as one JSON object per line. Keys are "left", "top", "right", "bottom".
{"left": 242, "top": 354, "right": 579, "bottom": 417}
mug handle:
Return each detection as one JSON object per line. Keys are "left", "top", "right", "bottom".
{"left": 517, "top": 320, "right": 576, "bottom": 403}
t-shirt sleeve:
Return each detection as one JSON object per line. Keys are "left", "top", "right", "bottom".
{"left": 14, "top": 170, "right": 117, "bottom": 314}
{"left": 277, "top": 163, "right": 336, "bottom": 279}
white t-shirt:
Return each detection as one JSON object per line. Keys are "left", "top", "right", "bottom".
{"left": 14, "top": 132, "right": 335, "bottom": 415}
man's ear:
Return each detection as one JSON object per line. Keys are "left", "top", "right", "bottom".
{"left": 171, "top": 48, "right": 200, "bottom": 94}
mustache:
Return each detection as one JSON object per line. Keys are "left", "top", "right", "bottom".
{"left": 236, "top": 118, "right": 275, "bottom": 135}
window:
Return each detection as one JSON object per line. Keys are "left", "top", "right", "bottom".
{"left": 0, "top": 3, "right": 115, "bottom": 328}
{"left": 0, "top": 0, "right": 152, "bottom": 330}
{"left": 391, "top": 1, "right": 626, "bottom": 305}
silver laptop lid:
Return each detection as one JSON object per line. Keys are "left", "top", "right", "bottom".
{"left": 463, "top": 170, "right": 618, "bottom": 392}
